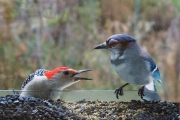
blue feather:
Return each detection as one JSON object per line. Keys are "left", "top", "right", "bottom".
{"left": 153, "top": 71, "right": 162, "bottom": 83}
{"left": 141, "top": 54, "right": 162, "bottom": 84}
{"left": 150, "top": 63, "right": 162, "bottom": 83}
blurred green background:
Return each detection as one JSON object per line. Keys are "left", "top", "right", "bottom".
{"left": 0, "top": 0, "right": 180, "bottom": 102}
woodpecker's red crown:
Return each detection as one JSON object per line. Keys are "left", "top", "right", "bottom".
{"left": 44, "top": 66, "right": 77, "bottom": 79}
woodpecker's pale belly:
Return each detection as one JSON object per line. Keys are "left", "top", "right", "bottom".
{"left": 20, "top": 79, "right": 63, "bottom": 100}
{"left": 111, "top": 58, "right": 151, "bottom": 85}
{"left": 21, "top": 83, "right": 50, "bottom": 99}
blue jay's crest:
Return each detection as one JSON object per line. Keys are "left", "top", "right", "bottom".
{"left": 106, "top": 34, "right": 136, "bottom": 50}
{"left": 21, "top": 69, "right": 49, "bottom": 89}
{"left": 108, "top": 34, "right": 136, "bottom": 43}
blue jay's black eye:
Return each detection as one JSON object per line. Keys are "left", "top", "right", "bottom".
{"left": 63, "top": 71, "right": 69, "bottom": 75}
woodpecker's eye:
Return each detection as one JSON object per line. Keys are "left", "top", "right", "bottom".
{"left": 63, "top": 71, "right": 69, "bottom": 75}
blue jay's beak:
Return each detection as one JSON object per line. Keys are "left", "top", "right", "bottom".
{"left": 94, "top": 42, "right": 107, "bottom": 49}
{"left": 73, "top": 69, "right": 92, "bottom": 81}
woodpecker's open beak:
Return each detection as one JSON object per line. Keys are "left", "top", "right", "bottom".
{"left": 73, "top": 69, "right": 92, "bottom": 81}
{"left": 94, "top": 42, "right": 107, "bottom": 49}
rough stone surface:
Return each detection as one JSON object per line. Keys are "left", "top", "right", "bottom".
{"left": 0, "top": 95, "right": 179, "bottom": 120}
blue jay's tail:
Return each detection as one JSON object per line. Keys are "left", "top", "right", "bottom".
{"left": 153, "top": 80, "right": 158, "bottom": 92}
{"left": 143, "top": 80, "right": 161, "bottom": 101}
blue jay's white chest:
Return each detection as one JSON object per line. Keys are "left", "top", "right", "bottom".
{"left": 110, "top": 49, "right": 152, "bottom": 85}
{"left": 110, "top": 51, "right": 127, "bottom": 75}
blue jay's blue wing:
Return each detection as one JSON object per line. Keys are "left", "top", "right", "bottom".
{"left": 21, "top": 69, "right": 48, "bottom": 89}
{"left": 150, "top": 63, "right": 162, "bottom": 83}
{"left": 140, "top": 51, "right": 162, "bottom": 84}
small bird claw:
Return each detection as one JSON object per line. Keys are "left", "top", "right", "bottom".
{"left": 138, "top": 86, "right": 145, "bottom": 99}
{"left": 114, "top": 87, "right": 124, "bottom": 99}
{"left": 114, "top": 83, "right": 129, "bottom": 99}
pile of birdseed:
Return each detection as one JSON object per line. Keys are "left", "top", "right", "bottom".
{"left": 0, "top": 95, "right": 80, "bottom": 120}
{"left": 0, "top": 95, "right": 179, "bottom": 120}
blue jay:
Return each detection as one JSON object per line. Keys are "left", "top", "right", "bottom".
{"left": 94, "top": 34, "right": 162, "bottom": 99}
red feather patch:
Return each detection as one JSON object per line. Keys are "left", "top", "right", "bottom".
{"left": 45, "top": 66, "right": 71, "bottom": 79}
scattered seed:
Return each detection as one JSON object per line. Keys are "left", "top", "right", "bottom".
{"left": 0, "top": 95, "right": 179, "bottom": 119}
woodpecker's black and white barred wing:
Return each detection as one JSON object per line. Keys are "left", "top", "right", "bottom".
{"left": 21, "top": 69, "right": 49, "bottom": 89}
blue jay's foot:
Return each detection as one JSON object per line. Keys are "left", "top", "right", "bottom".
{"left": 138, "top": 86, "right": 145, "bottom": 99}
{"left": 114, "top": 83, "right": 129, "bottom": 99}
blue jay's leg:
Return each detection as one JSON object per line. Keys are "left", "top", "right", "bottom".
{"left": 114, "top": 83, "right": 129, "bottom": 99}
{"left": 138, "top": 86, "right": 145, "bottom": 99}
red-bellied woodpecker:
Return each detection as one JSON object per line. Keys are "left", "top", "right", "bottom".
{"left": 20, "top": 67, "right": 92, "bottom": 100}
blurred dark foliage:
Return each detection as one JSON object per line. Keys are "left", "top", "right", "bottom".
{"left": 0, "top": 0, "right": 179, "bottom": 102}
